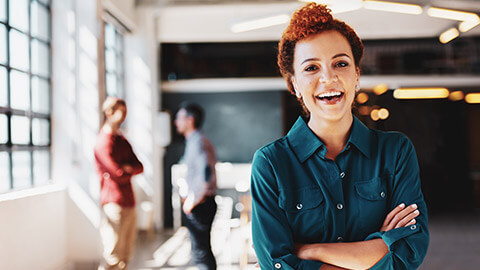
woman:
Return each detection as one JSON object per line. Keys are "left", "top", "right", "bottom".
{"left": 94, "top": 97, "right": 144, "bottom": 270}
{"left": 251, "top": 3, "right": 429, "bottom": 270}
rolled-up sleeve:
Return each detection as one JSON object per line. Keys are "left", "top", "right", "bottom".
{"left": 251, "top": 150, "right": 323, "bottom": 270}
{"left": 366, "top": 136, "right": 429, "bottom": 269}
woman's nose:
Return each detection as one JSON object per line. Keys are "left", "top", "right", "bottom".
{"left": 319, "top": 69, "right": 338, "bottom": 84}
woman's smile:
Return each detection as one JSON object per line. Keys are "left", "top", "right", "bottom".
{"left": 315, "top": 90, "right": 345, "bottom": 104}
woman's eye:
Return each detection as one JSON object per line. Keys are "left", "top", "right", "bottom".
{"left": 335, "top": 61, "right": 349, "bottom": 68}
{"left": 305, "top": 65, "right": 318, "bottom": 72}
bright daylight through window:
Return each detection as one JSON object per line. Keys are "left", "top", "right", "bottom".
{"left": 0, "top": 0, "right": 51, "bottom": 193}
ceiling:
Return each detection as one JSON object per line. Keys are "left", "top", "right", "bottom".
{"left": 136, "top": 0, "right": 480, "bottom": 42}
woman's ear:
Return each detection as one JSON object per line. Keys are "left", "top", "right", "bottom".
{"left": 291, "top": 76, "right": 301, "bottom": 98}
{"left": 355, "top": 67, "right": 361, "bottom": 92}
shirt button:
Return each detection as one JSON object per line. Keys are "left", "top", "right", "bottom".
{"left": 296, "top": 203, "right": 303, "bottom": 210}
{"left": 336, "top": 203, "right": 344, "bottom": 210}
{"left": 380, "top": 191, "right": 386, "bottom": 198}
{"left": 103, "top": 172, "right": 110, "bottom": 179}
{"left": 340, "top": 172, "right": 345, "bottom": 178}
{"left": 337, "top": 236, "right": 344, "bottom": 242}
{"left": 346, "top": 145, "right": 351, "bottom": 150}
{"left": 410, "top": 225, "right": 417, "bottom": 230}
{"left": 275, "top": 262, "right": 282, "bottom": 269}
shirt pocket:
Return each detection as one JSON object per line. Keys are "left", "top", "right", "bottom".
{"left": 278, "top": 186, "right": 326, "bottom": 241}
{"left": 354, "top": 177, "right": 389, "bottom": 232}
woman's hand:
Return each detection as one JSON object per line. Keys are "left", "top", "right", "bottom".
{"left": 381, "top": 203, "right": 419, "bottom": 232}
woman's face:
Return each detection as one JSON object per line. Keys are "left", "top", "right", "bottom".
{"left": 291, "top": 30, "right": 359, "bottom": 122}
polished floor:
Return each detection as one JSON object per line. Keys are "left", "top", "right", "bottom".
{"left": 129, "top": 211, "right": 480, "bottom": 270}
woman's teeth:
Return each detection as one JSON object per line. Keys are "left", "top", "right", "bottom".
{"left": 316, "top": 91, "right": 343, "bottom": 100}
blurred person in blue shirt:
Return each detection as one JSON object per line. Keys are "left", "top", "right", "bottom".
{"left": 251, "top": 3, "right": 429, "bottom": 270}
{"left": 175, "top": 102, "right": 217, "bottom": 270}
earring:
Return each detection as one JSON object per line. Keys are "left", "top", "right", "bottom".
{"left": 355, "top": 85, "right": 360, "bottom": 91}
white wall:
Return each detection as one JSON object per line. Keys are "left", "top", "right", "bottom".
{"left": 0, "top": 187, "right": 67, "bottom": 270}
{"left": 124, "top": 6, "right": 163, "bottom": 230}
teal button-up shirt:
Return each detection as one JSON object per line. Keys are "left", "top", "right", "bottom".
{"left": 251, "top": 116, "right": 429, "bottom": 269}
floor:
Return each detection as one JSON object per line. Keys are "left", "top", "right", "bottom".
{"left": 129, "top": 211, "right": 480, "bottom": 270}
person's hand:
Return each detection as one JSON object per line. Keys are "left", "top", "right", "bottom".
{"left": 182, "top": 195, "right": 195, "bottom": 215}
{"left": 381, "top": 203, "right": 419, "bottom": 232}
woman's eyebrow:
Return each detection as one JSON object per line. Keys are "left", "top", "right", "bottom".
{"left": 300, "top": 53, "right": 351, "bottom": 65}
{"left": 332, "top": 53, "right": 351, "bottom": 60}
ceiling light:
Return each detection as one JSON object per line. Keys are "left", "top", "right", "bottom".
{"left": 465, "top": 93, "right": 480, "bottom": 104}
{"left": 373, "top": 83, "right": 389, "bottom": 95}
{"left": 459, "top": 18, "right": 480, "bottom": 32}
{"left": 356, "top": 92, "right": 369, "bottom": 104}
{"left": 393, "top": 88, "right": 450, "bottom": 99}
{"left": 363, "top": 0, "right": 423, "bottom": 15}
{"left": 439, "top": 27, "right": 459, "bottom": 44}
{"left": 231, "top": 14, "right": 290, "bottom": 33}
{"left": 378, "top": 108, "right": 389, "bottom": 120}
{"left": 427, "top": 7, "right": 479, "bottom": 22}
{"left": 449, "top": 91, "right": 464, "bottom": 101}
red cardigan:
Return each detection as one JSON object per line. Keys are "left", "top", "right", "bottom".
{"left": 94, "top": 130, "right": 143, "bottom": 207}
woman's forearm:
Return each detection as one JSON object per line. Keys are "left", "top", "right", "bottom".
{"left": 297, "top": 239, "right": 388, "bottom": 270}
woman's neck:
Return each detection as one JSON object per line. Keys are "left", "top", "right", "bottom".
{"left": 308, "top": 114, "right": 353, "bottom": 160}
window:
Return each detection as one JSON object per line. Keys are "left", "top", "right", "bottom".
{"left": 104, "top": 22, "right": 124, "bottom": 98}
{"left": 0, "top": 0, "right": 51, "bottom": 193}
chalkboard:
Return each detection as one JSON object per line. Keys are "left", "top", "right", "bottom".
{"left": 163, "top": 90, "right": 285, "bottom": 163}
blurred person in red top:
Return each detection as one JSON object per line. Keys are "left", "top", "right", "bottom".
{"left": 94, "top": 97, "right": 143, "bottom": 270}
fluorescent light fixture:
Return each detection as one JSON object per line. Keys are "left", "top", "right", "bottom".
{"left": 231, "top": 14, "right": 290, "bottom": 33}
{"left": 459, "top": 17, "right": 480, "bottom": 32}
{"left": 439, "top": 27, "right": 459, "bottom": 44}
{"left": 363, "top": 0, "right": 423, "bottom": 15}
{"left": 393, "top": 88, "right": 450, "bottom": 99}
{"left": 427, "top": 7, "right": 479, "bottom": 22}
{"left": 465, "top": 93, "right": 480, "bottom": 104}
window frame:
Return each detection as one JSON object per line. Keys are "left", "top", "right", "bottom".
{"left": 0, "top": 0, "right": 52, "bottom": 193}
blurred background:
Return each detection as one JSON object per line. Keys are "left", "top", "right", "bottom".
{"left": 1, "top": 0, "right": 479, "bottom": 269}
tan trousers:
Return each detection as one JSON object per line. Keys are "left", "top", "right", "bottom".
{"left": 100, "top": 203, "right": 137, "bottom": 270}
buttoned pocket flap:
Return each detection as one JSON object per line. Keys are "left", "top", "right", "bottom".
{"left": 355, "top": 178, "right": 387, "bottom": 201}
{"left": 278, "top": 187, "right": 324, "bottom": 213}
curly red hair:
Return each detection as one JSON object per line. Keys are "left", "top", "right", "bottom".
{"left": 278, "top": 3, "right": 364, "bottom": 107}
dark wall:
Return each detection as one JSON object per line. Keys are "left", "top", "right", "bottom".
{"left": 162, "top": 90, "right": 286, "bottom": 227}
{"left": 364, "top": 91, "right": 472, "bottom": 214}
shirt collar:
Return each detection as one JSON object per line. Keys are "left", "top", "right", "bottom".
{"left": 348, "top": 116, "right": 373, "bottom": 159}
{"left": 186, "top": 129, "right": 201, "bottom": 142}
{"left": 286, "top": 116, "right": 373, "bottom": 163}
{"left": 287, "top": 117, "right": 326, "bottom": 163}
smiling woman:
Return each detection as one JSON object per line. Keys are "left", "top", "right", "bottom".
{"left": 250, "top": 3, "right": 429, "bottom": 270}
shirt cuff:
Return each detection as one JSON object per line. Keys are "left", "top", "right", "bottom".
{"left": 365, "top": 224, "right": 420, "bottom": 249}
{"left": 272, "top": 254, "right": 323, "bottom": 270}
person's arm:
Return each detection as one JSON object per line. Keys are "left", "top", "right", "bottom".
{"left": 123, "top": 137, "right": 144, "bottom": 175}
{"left": 365, "top": 135, "right": 429, "bottom": 269}
{"left": 183, "top": 137, "right": 211, "bottom": 214}
{"left": 295, "top": 203, "right": 419, "bottom": 269}
{"left": 251, "top": 150, "right": 324, "bottom": 270}
{"left": 94, "top": 137, "right": 131, "bottom": 184}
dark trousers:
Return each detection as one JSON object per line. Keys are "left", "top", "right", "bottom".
{"left": 183, "top": 196, "right": 217, "bottom": 270}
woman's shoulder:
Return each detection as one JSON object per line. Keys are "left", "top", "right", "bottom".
{"left": 253, "top": 136, "right": 290, "bottom": 162}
